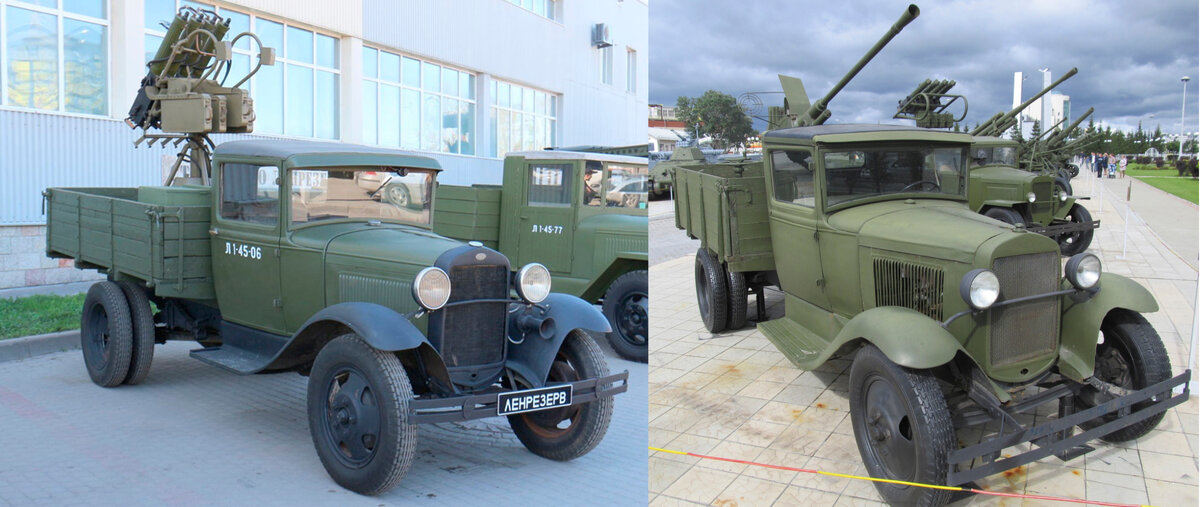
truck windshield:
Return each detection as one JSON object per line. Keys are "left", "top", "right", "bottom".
{"left": 823, "top": 145, "right": 967, "bottom": 207}
{"left": 970, "top": 146, "right": 1018, "bottom": 167}
{"left": 289, "top": 167, "right": 435, "bottom": 227}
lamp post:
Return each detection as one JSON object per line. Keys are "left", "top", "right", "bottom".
{"left": 1180, "top": 76, "right": 1190, "bottom": 158}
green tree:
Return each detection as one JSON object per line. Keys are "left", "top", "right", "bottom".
{"left": 675, "top": 90, "right": 756, "bottom": 150}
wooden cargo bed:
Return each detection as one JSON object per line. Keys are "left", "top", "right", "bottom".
{"left": 45, "top": 187, "right": 215, "bottom": 300}
{"left": 673, "top": 162, "right": 775, "bottom": 273}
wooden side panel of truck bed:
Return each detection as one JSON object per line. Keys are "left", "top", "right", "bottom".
{"left": 672, "top": 163, "right": 775, "bottom": 273}
{"left": 45, "top": 187, "right": 216, "bottom": 300}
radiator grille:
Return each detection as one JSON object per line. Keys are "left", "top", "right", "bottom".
{"left": 1032, "top": 181, "right": 1052, "bottom": 201}
{"left": 873, "top": 258, "right": 945, "bottom": 321}
{"left": 990, "top": 252, "right": 1060, "bottom": 367}
{"left": 441, "top": 264, "right": 508, "bottom": 367}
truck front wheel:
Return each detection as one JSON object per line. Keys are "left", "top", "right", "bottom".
{"left": 983, "top": 207, "right": 1024, "bottom": 227}
{"left": 509, "top": 330, "right": 614, "bottom": 461}
{"left": 850, "top": 345, "right": 953, "bottom": 507}
{"left": 695, "top": 248, "right": 728, "bottom": 333}
{"left": 307, "top": 334, "right": 417, "bottom": 495}
{"left": 1057, "top": 204, "right": 1093, "bottom": 256}
{"left": 602, "top": 270, "right": 648, "bottom": 362}
{"left": 1077, "top": 310, "right": 1172, "bottom": 442}
{"left": 81, "top": 281, "right": 134, "bottom": 387}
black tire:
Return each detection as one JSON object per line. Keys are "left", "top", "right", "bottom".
{"left": 695, "top": 248, "right": 728, "bottom": 333}
{"left": 850, "top": 345, "right": 954, "bottom": 507}
{"left": 1068, "top": 164, "right": 1080, "bottom": 178}
{"left": 983, "top": 207, "right": 1025, "bottom": 226}
{"left": 726, "top": 268, "right": 748, "bottom": 330}
{"left": 1077, "top": 310, "right": 1172, "bottom": 442}
{"left": 307, "top": 334, "right": 416, "bottom": 495}
{"left": 1054, "top": 176, "right": 1074, "bottom": 197}
{"left": 509, "top": 330, "right": 614, "bottom": 461}
{"left": 1057, "top": 204, "right": 1094, "bottom": 256}
{"left": 80, "top": 281, "right": 134, "bottom": 388}
{"left": 117, "top": 281, "right": 155, "bottom": 385}
{"left": 601, "top": 270, "right": 648, "bottom": 362}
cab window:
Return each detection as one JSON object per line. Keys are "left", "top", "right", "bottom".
{"left": 770, "top": 149, "right": 815, "bottom": 207}
{"left": 220, "top": 163, "right": 279, "bottom": 225}
{"left": 528, "top": 164, "right": 574, "bottom": 207}
{"left": 588, "top": 162, "right": 649, "bottom": 209}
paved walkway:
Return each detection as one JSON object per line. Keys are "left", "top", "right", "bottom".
{"left": 0, "top": 338, "right": 647, "bottom": 505}
{"left": 648, "top": 189, "right": 1199, "bottom": 506}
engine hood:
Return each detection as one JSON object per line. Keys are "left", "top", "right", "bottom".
{"left": 291, "top": 223, "right": 466, "bottom": 269}
{"left": 829, "top": 201, "right": 1010, "bottom": 263}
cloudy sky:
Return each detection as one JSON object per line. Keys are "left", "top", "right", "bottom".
{"left": 650, "top": 0, "right": 1199, "bottom": 135}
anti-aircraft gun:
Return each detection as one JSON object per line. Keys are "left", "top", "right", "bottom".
{"left": 893, "top": 79, "right": 968, "bottom": 128}
{"left": 971, "top": 68, "right": 1077, "bottom": 137}
{"left": 1026, "top": 107, "right": 1097, "bottom": 179}
{"left": 125, "top": 6, "right": 275, "bottom": 185}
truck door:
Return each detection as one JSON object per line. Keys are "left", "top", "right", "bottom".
{"left": 210, "top": 161, "right": 286, "bottom": 334}
{"left": 765, "top": 148, "right": 830, "bottom": 310}
{"left": 516, "top": 160, "right": 577, "bottom": 273}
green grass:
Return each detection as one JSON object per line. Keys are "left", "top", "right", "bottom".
{"left": 0, "top": 294, "right": 85, "bottom": 340}
{"left": 1120, "top": 167, "right": 1199, "bottom": 204}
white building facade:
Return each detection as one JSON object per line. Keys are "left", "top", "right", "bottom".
{"left": 0, "top": 0, "right": 648, "bottom": 289}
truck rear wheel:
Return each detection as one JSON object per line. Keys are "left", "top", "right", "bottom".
{"left": 307, "top": 334, "right": 416, "bottom": 495}
{"left": 117, "top": 281, "right": 155, "bottom": 385}
{"left": 850, "top": 345, "right": 953, "bottom": 507}
{"left": 695, "top": 248, "right": 728, "bottom": 333}
{"left": 509, "top": 330, "right": 613, "bottom": 461}
{"left": 1057, "top": 204, "right": 1093, "bottom": 256}
{"left": 1077, "top": 310, "right": 1172, "bottom": 442}
{"left": 602, "top": 270, "right": 648, "bottom": 362}
{"left": 727, "top": 269, "right": 748, "bottom": 330}
{"left": 81, "top": 281, "right": 134, "bottom": 388}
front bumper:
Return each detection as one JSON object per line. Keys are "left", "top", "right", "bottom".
{"left": 406, "top": 371, "right": 629, "bottom": 424}
{"left": 947, "top": 370, "right": 1190, "bottom": 486}
{"left": 1025, "top": 219, "right": 1100, "bottom": 237}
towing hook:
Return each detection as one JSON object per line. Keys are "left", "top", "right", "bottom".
{"left": 517, "top": 313, "right": 556, "bottom": 340}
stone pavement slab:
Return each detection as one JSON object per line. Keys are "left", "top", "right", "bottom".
{"left": 0, "top": 341, "right": 646, "bottom": 506}
{"left": 648, "top": 185, "right": 1199, "bottom": 506}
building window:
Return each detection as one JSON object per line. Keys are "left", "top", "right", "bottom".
{"left": 490, "top": 80, "right": 557, "bottom": 158}
{"left": 507, "top": 0, "right": 558, "bottom": 21}
{"left": 2, "top": 0, "right": 109, "bottom": 115}
{"left": 626, "top": 48, "right": 636, "bottom": 93}
{"left": 362, "top": 46, "right": 475, "bottom": 155}
{"left": 145, "top": 1, "right": 340, "bottom": 139}
{"left": 600, "top": 45, "right": 612, "bottom": 85}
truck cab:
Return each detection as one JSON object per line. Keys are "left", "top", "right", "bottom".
{"left": 435, "top": 151, "right": 649, "bottom": 361}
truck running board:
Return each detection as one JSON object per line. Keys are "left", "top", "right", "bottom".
{"left": 189, "top": 321, "right": 289, "bottom": 374}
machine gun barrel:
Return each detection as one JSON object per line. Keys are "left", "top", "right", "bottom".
{"left": 971, "top": 67, "right": 1078, "bottom": 136}
{"left": 802, "top": 4, "right": 920, "bottom": 125}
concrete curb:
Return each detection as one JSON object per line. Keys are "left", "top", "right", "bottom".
{"left": 0, "top": 330, "right": 80, "bottom": 363}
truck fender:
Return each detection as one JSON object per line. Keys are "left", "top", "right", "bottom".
{"left": 506, "top": 293, "right": 612, "bottom": 388}
{"left": 1057, "top": 273, "right": 1158, "bottom": 382}
{"left": 833, "top": 306, "right": 965, "bottom": 370}
{"left": 266, "top": 302, "right": 452, "bottom": 389}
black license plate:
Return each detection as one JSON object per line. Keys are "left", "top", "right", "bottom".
{"left": 497, "top": 384, "right": 573, "bottom": 416}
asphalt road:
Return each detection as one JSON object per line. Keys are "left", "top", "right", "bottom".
{"left": 0, "top": 333, "right": 647, "bottom": 506}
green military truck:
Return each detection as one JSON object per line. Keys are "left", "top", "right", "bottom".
{"left": 968, "top": 136, "right": 1096, "bottom": 255}
{"left": 43, "top": 10, "right": 626, "bottom": 496}
{"left": 434, "top": 151, "right": 649, "bottom": 362}
{"left": 671, "top": 6, "right": 1189, "bottom": 504}
{"left": 674, "top": 123, "right": 1190, "bottom": 505}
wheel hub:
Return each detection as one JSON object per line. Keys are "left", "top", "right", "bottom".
{"left": 860, "top": 377, "right": 917, "bottom": 480}
{"left": 616, "top": 292, "right": 648, "bottom": 346}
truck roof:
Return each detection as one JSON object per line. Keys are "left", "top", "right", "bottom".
{"left": 509, "top": 150, "right": 647, "bottom": 165}
{"left": 971, "top": 136, "right": 1019, "bottom": 146}
{"left": 763, "top": 124, "right": 976, "bottom": 144}
{"left": 214, "top": 140, "right": 443, "bottom": 170}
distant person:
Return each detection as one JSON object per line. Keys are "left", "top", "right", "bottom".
{"left": 1108, "top": 154, "right": 1116, "bottom": 178}
{"left": 1118, "top": 156, "right": 1127, "bottom": 178}
{"left": 1093, "top": 153, "right": 1104, "bottom": 177}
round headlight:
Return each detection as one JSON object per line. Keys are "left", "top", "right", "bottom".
{"left": 1059, "top": 192, "right": 1068, "bottom": 202}
{"left": 516, "top": 263, "right": 552, "bottom": 303}
{"left": 412, "top": 267, "right": 451, "bottom": 310}
{"left": 960, "top": 269, "right": 1000, "bottom": 310}
{"left": 1026, "top": 192, "right": 1037, "bottom": 203}
{"left": 1065, "top": 253, "right": 1101, "bottom": 289}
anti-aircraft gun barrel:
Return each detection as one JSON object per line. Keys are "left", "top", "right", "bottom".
{"left": 1047, "top": 107, "right": 1094, "bottom": 146}
{"left": 800, "top": 4, "right": 920, "bottom": 125}
{"left": 971, "top": 67, "right": 1078, "bottom": 136}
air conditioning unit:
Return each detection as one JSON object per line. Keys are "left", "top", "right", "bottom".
{"left": 591, "top": 23, "right": 612, "bottom": 48}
